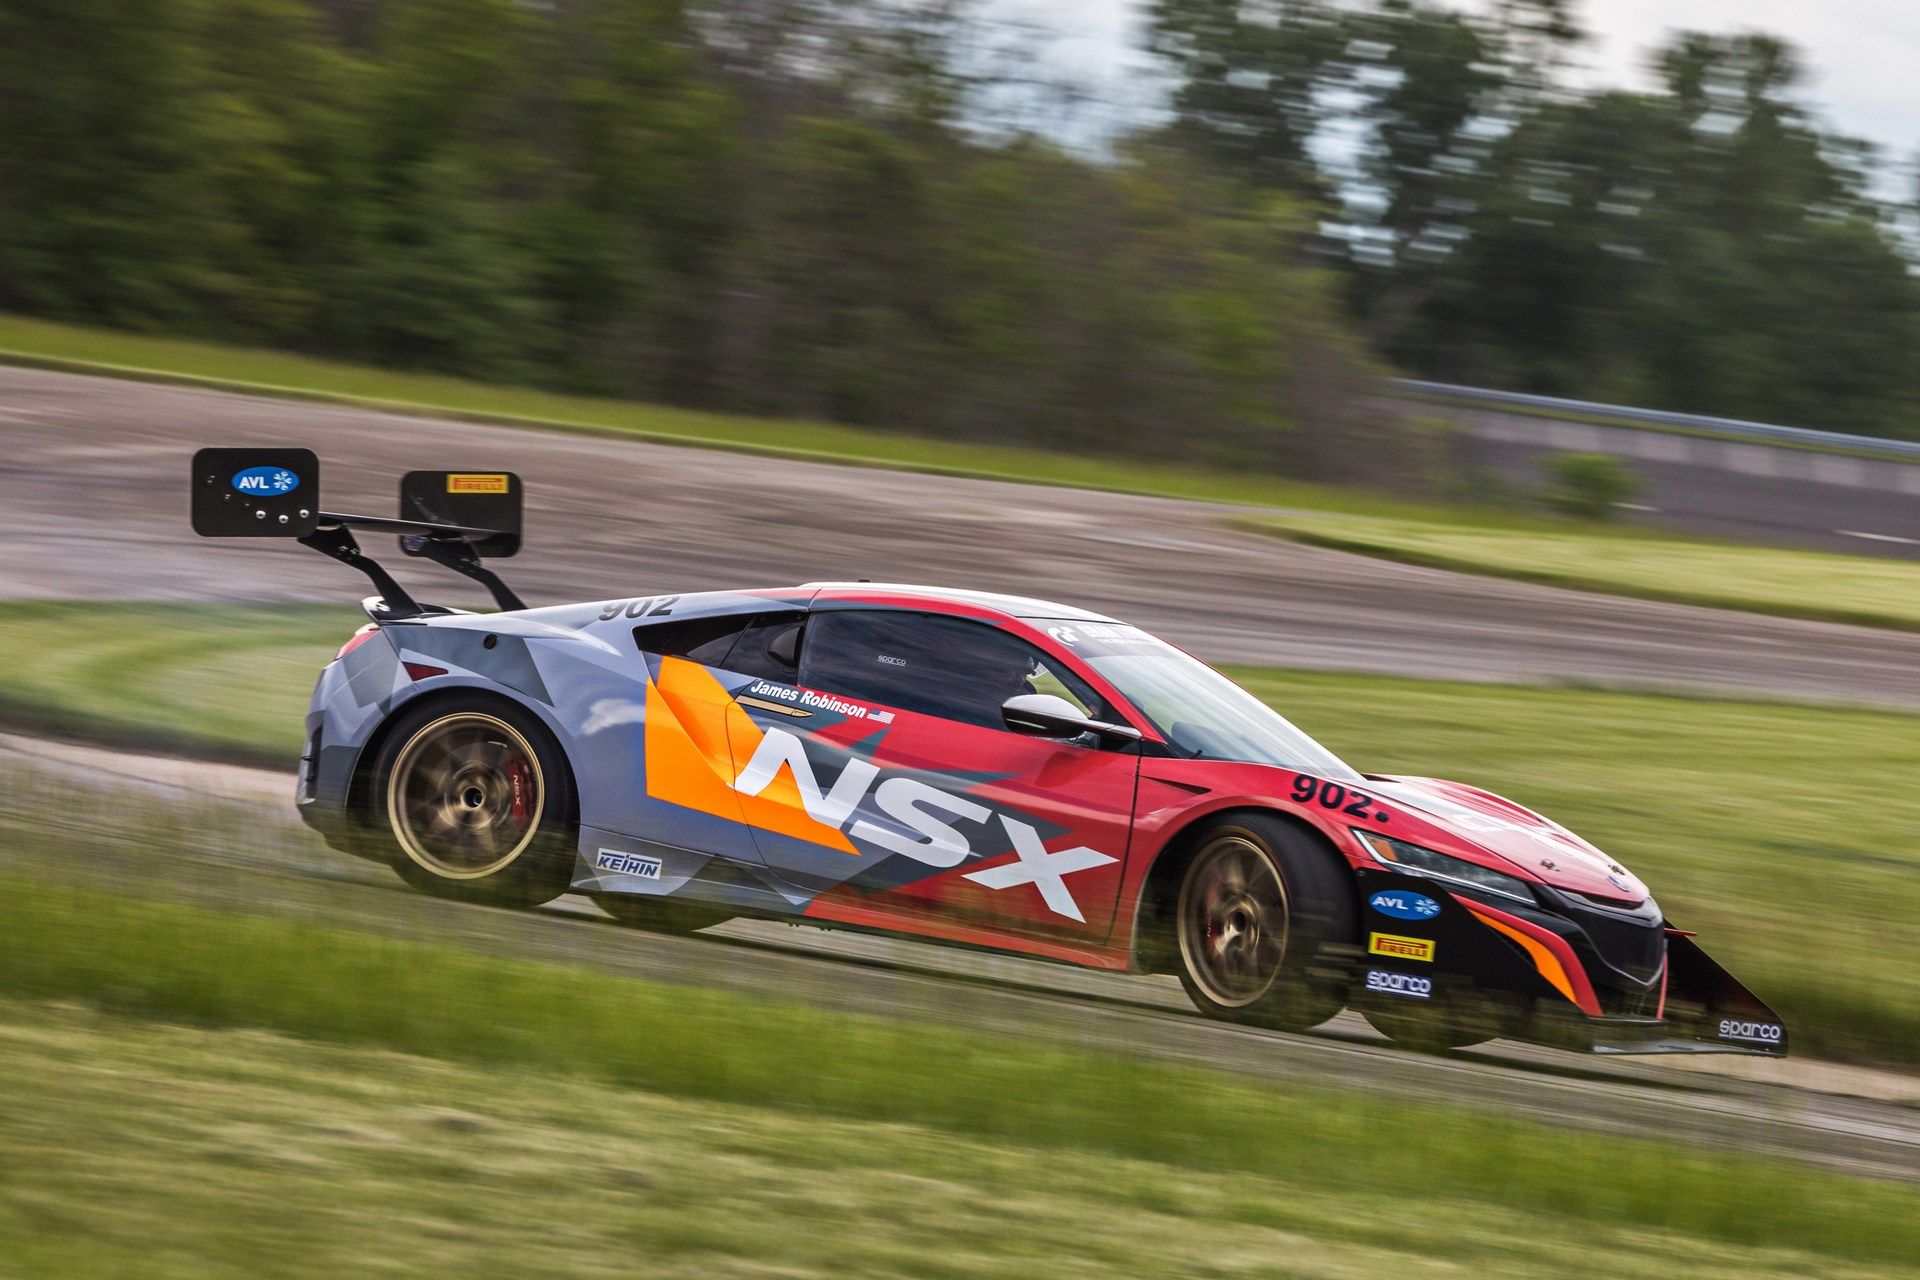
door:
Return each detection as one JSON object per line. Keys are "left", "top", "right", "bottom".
{"left": 618, "top": 608, "right": 808, "bottom": 867}
{"left": 727, "top": 608, "right": 1142, "bottom": 942}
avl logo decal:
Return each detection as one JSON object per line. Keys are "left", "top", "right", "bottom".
{"left": 1368, "top": 889, "right": 1440, "bottom": 921}
{"left": 231, "top": 466, "right": 300, "bottom": 495}
{"left": 729, "top": 727, "right": 1117, "bottom": 921}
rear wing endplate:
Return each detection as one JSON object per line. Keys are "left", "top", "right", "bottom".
{"left": 190, "top": 448, "right": 527, "bottom": 618}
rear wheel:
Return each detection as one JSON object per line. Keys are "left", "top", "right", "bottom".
{"left": 1174, "top": 815, "right": 1355, "bottom": 1032}
{"left": 374, "top": 699, "right": 575, "bottom": 908}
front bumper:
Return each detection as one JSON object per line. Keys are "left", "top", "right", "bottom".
{"left": 1352, "top": 869, "right": 1788, "bottom": 1057}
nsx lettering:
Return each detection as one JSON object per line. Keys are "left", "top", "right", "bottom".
{"left": 728, "top": 727, "right": 1118, "bottom": 919}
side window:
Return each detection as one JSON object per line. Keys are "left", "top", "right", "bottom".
{"left": 799, "top": 610, "right": 1104, "bottom": 731}
{"left": 728, "top": 614, "right": 805, "bottom": 682}
{"left": 632, "top": 611, "right": 803, "bottom": 681}
{"left": 631, "top": 614, "right": 758, "bottom": 665}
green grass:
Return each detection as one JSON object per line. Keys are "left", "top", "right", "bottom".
{"left": 1, "top": 872, "right": 1914, "bottom": 1276}
{"left": 0, "top": 601, "right": 353, "bottom": 765}
{"left": 1242, "top": 511, "right": 1920, "bottom": 631}
{"left": 0, "top": 1011, "right": 1903, "bottom": 1280}
{"left": 3, "top": 600, "right": 1917, "bottom": 1066}
{"left": 0, "top": 311, "right": 1451, "bottom": 517}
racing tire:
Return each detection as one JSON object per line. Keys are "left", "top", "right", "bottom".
{"left": 594, "top": 894, "right": 732, "bottom": 935}
{"left": 1173, "top": 814, "right": 1355, "bottom": 1032}
{"left": 372, "top": 697, "right": 576, "bottom": 909}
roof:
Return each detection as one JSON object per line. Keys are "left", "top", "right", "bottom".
{"left": 799, "top": 582, "right": 1119, "bottom": 624}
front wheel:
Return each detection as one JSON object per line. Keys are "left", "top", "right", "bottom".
{"left": 374, "top": 699, "right": 576, "bottom": 908}
{"left": 1173, "top": 815, "right": 1355, "bottom": 1032}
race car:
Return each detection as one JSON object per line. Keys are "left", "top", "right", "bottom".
{"left": 191, "top": 447, "right": 1788, "bottom": 1057}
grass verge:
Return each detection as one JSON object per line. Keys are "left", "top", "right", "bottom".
{"left": 1241, "top": 511, "right": 1920, "bottom": 632}
{"left": 3, "top": 600, "right": 1917, "bottom": 1066}
{"left": 0, "top": 601, "right": 353, "bottom": 766}
{"left": 1, "top": 876, "right": 1914, "bottom": 1274}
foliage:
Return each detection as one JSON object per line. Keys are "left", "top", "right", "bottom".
{"left": 1541, "top": 452, "right": 1638, "bottom": 518}
{"left": 9, "top": 1, "right": 1920, "bottom": 452}
{"left": 0, "top": 0, "right": 1389, "bottom": 479}
{"left": 1148, "top": 4, "right": 1920, "bottom": 437}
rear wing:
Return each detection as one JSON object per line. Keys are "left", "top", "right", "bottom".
{"left": 190, "top": 447, "right": 527, "bottom": 619}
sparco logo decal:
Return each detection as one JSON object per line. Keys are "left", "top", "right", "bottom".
{"left": 1717, "top": 1019, "right": 1783, "bottom": 1044}
{"left": 1365, "top": 970, "right": 1432, "bottom": 999}
{"left": 728, "top": 727, "right": 1117, "bottom": 921}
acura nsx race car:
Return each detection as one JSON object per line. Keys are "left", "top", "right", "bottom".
{"left": 192, "top": 447, "right": 1788, "bottom": 1057}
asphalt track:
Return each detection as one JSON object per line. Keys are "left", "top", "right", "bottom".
{"left": 7, "top": 363, "right": 1920, "bottom": 707}
{"left": 4, "top": 731, "right": 1916, "bottom": 1184}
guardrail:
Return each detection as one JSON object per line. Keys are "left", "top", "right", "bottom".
{"left": 1396, "top": 379, "right": 1920, "bottom": 462}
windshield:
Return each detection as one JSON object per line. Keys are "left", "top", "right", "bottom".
{"left": 1038, "top": 621, "right": 1362, "bottom": 780}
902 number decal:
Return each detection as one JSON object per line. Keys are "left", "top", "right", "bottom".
{"left": 599, "top": 595, "right": 680, "bottom": 621}
{"left": 1290, "top": 775, "right": 1389, "bottom": 823}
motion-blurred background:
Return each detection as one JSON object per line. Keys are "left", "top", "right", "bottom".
{"left": 11, "top": 0, "right": 1920, "bottom": 471}
{"left": 3, "top": 3, "right": 1920, "bottom": 1277}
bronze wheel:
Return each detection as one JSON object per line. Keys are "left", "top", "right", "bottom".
{"left": 1171, "top": 815, "right": 1355, "bottom": 1031}
{"left": 1178, "top": 833, "right": 1290, "bottom": 1009}
{"left": 388, "top": 712, "right": 545, "bottom": 880}
{"left": 372, "top": 698, "right": 574, "bottom": 907}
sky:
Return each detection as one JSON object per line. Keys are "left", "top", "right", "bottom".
{"left": 977, "top": 0, "right": 1920, "bottom": 164}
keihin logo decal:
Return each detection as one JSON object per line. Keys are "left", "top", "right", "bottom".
{"left": 596, "top": 849, "right": 663, "bottom": 879}
{"left": 1368, "top": 932, "right": 1435, "bottom": 962}
{"left": 729, "top": 726, "right": 1115, "bottom": 921}
{"left": 446, "top": 473, "right": 510, "bottom": 493}
{"left": 1365, "top": 969, "right": 1432, "bottom": 999}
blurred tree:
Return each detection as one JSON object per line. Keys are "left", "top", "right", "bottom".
{"left": 1400, "top": 32, "right": 1920, "bottom": 434}
{"left": 1145, "top": 0, "right": 1345, "bottom": 195}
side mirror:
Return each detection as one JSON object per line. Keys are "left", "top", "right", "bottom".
{"left": 1001, "top": 693, "right": 1143, "bottom": 745}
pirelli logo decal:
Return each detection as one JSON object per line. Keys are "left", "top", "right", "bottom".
{"left": 446, "top": 473, "right": 510, "bottom": 493}
{"left": 1368, "top": 932, "right": 1435, "bottom": 962}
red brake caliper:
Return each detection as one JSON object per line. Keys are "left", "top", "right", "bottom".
{"left": 509, "top": 758, "right": 530, "bottom": 823}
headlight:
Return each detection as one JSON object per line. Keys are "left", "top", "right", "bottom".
{"left": 1353, "top": 830, "right": 1536, "bottom": 904}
